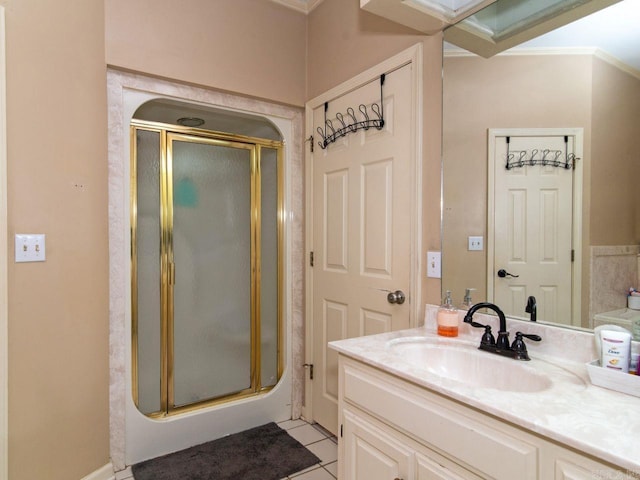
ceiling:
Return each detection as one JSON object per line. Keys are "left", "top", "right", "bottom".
{"left": 447, "top": 0, "right": 640, "bottom": 72}
{"left": 273, "top": 0, "right": 639, "bottom": 73}
{"left": 515, "top": 0, "right": 640, "bottom": 71}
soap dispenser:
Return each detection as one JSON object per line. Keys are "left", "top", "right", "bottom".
{"left": 461, "top": 288, "right": 476, "bottom": 310}
{"left": 437, "top": 290, "right": 459, "bottom": 337}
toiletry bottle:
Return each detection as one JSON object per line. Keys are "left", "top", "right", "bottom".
{"left": 630, "top": 353, "right": 639, "bottom": 375}
{"left": 461, "top": 288, "right": 475, "bottom": 310}
{"left": 600, "top": 330, "right": 631, "bottom": 373}
{"left": 437, "top": 290, "right": 459, "bottom": 337}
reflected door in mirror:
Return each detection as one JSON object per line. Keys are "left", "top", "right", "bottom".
{"left": 489, "top": 129, "right": 582, "bottom": 326}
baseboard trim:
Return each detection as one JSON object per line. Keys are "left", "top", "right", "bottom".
{"left": 81, "top": 463, "right": 114, "bottom": 480}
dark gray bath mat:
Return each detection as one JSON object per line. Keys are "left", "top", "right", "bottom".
{"left": 131, "top": 422, "right": 321, "bottom": 480}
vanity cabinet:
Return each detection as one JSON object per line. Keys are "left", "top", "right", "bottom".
{"left": 338, "top": 355, "right": 636, "bottom": 480}
{"left": 343, "top": 406, "right": 481, "bottom": 480}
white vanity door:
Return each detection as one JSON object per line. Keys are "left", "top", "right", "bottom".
{"left": 342, "top": 407, "right": 413, "bottom": 480}
{"left": 548, "top": 447, "right": 639, "bottom": 480}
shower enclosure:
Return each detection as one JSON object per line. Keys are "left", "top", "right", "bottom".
{"left": 108, "top": 72, "right": 299, "bottom": 469}
{"left": 131, "top": 119, "right": 284, "bottom": 416}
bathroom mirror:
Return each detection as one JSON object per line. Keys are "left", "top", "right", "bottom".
{"left": 442, "top": 0, "right": 640, "bottom": 329}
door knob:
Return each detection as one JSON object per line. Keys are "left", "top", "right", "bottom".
{"left": 497, "top": 269, "right": 519, "bottom": 278}
{"left": 387, "top": 290, "right": 406, "bottom": 305}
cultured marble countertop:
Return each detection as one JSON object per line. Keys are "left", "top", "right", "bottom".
{"left": 330, "top": 316, "right": 640, "bottom": 473}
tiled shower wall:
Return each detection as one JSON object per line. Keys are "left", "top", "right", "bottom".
{"left": 589, "top": 245, "right": 640, "bottom": 323}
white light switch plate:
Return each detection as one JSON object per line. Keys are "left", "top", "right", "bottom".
{"left": 15, "top": 234, "right": 46, "bottom": 262}
{"left": 427, "top": 251, "right": 441, "bottom": 278}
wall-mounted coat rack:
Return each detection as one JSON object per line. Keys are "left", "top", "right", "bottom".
{"left": 316, "top": 74, "right": 385, "bottom": 150}
{"left": 505, "top": 136, "right": 577, "bottom": 170}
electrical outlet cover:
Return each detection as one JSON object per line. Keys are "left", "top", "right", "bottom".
{"left": 468, "top": 236, "right": 483, "bottom": 251}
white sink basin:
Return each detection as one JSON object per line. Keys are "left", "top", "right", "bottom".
{"left": 386, "top": 337, "right": 553, "bottom": 393}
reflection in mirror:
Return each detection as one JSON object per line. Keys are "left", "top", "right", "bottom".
{"left": 442, "top": 0, "right": 640, "bottom": 330}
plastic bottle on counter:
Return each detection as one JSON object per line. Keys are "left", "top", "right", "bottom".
{"left": 630, "top": 352, "right": 639, "bottom": 375}
{"left": 437, "top": 290, "right": 459, "bottom": 337}
{"left": 600, "top": 330, "right": 631, "bottom": 373}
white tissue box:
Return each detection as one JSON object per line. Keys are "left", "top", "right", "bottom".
{"left": 586, "top": 360, "right": 640, "bottom": 397}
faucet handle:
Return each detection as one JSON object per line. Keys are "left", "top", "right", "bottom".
{"left": 463, "top": 313, "right": 486, "bottom": 329}
{"left": 463, "top": 315, "right": 497, "bottom": 345}
{"left": 467, "top": 319, "right": 486, "bottom": 329}
{"left": 517, "top": 331, "right": 542, "bottom": 342}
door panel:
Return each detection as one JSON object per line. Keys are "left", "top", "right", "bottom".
{"left": 169, "top": 137, "right": 254, "bottom": 406}
{"left": 323, "top": 300, "right": 347, "bottom": 401}
{"left": 325, "top": 169, "right": 349, "bottom": 271}
{"left": 362, "top": 159, "right": 393, "bottom": 277}
{"left": 361, "top": 308, "right": 392, "bottom": 336}
{"left": 259, "top": 147, "right": 280, "bottom": 388}
{"left": 134, "top": 128, "right": 162, "bottom": 415}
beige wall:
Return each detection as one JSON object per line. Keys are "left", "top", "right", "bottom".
{"left": 105, "top": 0, "right": 307, "bottom": 106}
{"left": 590, "top": 57, "right": 640, "bottom": 246}
{"left": 443, "top": 54, "right": 593, "bottom": 310}
{"left": 308, "top": 0, "right": 429, "bottom": 98}
{"left": 308, "top": 0, "right": 444, "bottom": 307}
{"left": 5, "top": 1, "right": 110, "bottom": 479}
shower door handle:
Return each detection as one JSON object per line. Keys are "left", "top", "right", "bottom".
{"left": 387, "top": 290, "right": 406, "bottom": 305}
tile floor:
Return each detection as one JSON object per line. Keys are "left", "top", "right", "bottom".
{"left": 278, "top": 419, "right": 338, "bottom": 480}
{"left": 114, "top": 419, "right": 338, "bottom": 480}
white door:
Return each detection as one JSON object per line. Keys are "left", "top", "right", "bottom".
{"left": 308, "top": 58, "right": 419, "bottom": 434}
{"left": 489, "top": 129, "right": 582, "bottom": 325}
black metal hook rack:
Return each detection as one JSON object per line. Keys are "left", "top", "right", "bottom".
{"left": 505, "top": 136, "right": 577, "bottom": 170}
{"left": 316, "top": 74, "right": 385, "bottom": 150}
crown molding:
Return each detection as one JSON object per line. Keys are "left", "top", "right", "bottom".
{"left": 444, "top": 46, "right": 598, "bottom": 58}
{"left": 443, "top": 46, "right": 640, "bottom": 80}
{"left": 270, "top": 0, "right": 324, "bottom": 14}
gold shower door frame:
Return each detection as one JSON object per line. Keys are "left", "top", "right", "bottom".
{"left": 130, "top": 120, "right": 284, "bottom": 417}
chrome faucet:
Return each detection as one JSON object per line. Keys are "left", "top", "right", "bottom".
{"left": 463, "top": 302, "right": 541, "bottom": 361}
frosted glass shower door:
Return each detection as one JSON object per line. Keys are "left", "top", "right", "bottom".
{"left": 169, "top": 135, "right": 254, "bottom": 407}
{"left": 132, "top": 121, "right": 283, "bottom": 416}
